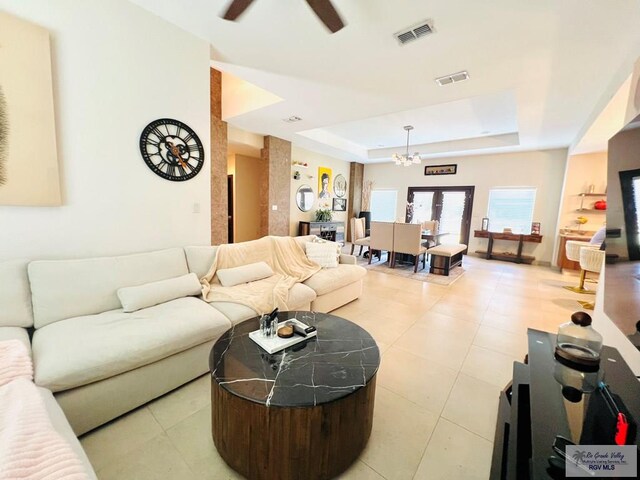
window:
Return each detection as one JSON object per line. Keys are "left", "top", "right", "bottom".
{"left": 487, "top": 188, "right": 536, "bottom": 234}
{"left": 370, "top": 190, "right": 397, "bottom": 222}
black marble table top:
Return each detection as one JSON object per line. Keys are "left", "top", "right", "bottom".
{"left": 209, "top": 311, "right": 380, "bottom": 407}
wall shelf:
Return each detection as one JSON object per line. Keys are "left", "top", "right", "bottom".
{"left": 576, "top": 208, "right": 606, "bottom": 213}
{"left": 578, "top": 192, "right": 606, "bottom": 196}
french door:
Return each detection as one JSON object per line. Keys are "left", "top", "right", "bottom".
{"left": 407, "top": 186, "right": 475, "bottom": 246}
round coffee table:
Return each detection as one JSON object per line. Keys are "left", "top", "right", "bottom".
{"left": 209, "top": 311, "right": 380, "bottom": 480}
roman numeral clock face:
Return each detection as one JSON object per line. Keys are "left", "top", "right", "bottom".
{"left": 139, "top": 118, "right": 205, "bottom": 181}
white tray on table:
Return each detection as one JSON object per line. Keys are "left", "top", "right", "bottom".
{"left": 249, "top": 318, "right": 317, "bottom": 354}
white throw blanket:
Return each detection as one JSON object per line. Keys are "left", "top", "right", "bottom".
{"left": 0, "top": 341, "right": 89, "bottom": 480}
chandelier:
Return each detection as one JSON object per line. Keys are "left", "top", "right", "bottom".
{"left": 392, "top": 125, "right": 421, "bottom": 167}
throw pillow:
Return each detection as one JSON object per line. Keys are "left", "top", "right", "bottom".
{"left": 117, "top": 273, "right": 202, "bottom": 312}
{"left": 216, "top": 262, "right": 274, "bottom": 287}
{"left": 305, "top": 240, "right": 340, "bottom": 268}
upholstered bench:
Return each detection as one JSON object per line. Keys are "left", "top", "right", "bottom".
{"left": 426, "top": 244, "right": 467, "bottom": 275}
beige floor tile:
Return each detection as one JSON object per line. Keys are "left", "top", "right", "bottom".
{"left": 413, "top": 418, "right": 493, "bottom": 480}
{"left": 336, "top": 460, "right": 386, "bottom": 479}
{"left": 377, "top": 347, "right": 458, "bottom": 415}
{"left": 481, "top": 311, "right": 536, "bottom": 335}
{"left": 97, "top": 434, "right": 195, "bottom": 480}
{"left": 394, "top": 323, "right": 473, "bottom": 370}
{"left": 360, "top": 386, "right": 438, "bottom": 480}
{"left": 441, "top": 374, "right": 500, "bottom": 441}
{"left": 461, "top": 345, "right": 518, "bottom": 388}
{"left": 80, "top": 407, "right": 164, "bottom": 472}
{"left": 429, "top": 298, "right": 485, "bottom": 323}
{"left": 351, "top": 312, "right": 416, "bottom": 346}
{"left": 333, "top": 298, "right": 370, "bottom": 321}
{"left": 414, "top": 311, "right": 480, "bottom": 343}
{"left": 166, "top": 406, "right": 243, "bottom": 480}
{"left": 148, "top": 375, "right": 211, "bottom": 430}
{"left": 361, "top": 298, "right": 430, "bottom": 323}
{"left": 473, "top": 324, "right": 529, "bottom": 359}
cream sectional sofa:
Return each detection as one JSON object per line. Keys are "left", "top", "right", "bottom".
{"left": 0, "top": 235, "right": 365, "bottom": 449}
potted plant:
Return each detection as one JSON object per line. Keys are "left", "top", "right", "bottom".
{"left": 315, "top": 208, "right": 332, "bottom": 222}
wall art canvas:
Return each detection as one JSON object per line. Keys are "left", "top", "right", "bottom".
{"left": 318, "top": 166, "right": 332, "bottom": 200}
{"left": 0, "top": 12, "right": 60, "bottom": 206}
{"left": 332, "top": 197, "right": 346, "bottom": 211}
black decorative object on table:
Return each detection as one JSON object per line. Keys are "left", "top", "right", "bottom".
{"left": 139, "top": 118, "right": 205, "bottom": 182}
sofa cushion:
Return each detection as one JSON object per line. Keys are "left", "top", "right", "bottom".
{"left": 303, "top": 264, "right": 366, "bottom": 296}
{"left": 217, "top": 262, "right": 274, "bottom": 287}
{"left": 28, "top": 248, "right": 189, "bottom": 329}
{"left": 32, "top": 297, "right": 231, "bottom": 392}
{"left": 305, "top": 240, "right": 341, "bottom": 268}
{"left": 117, "top": 273, "right": 201, "bottom": 312}
{"left": 184, "top": 245, "right": 218, "bottom": 279}
{"left": 289, "top": 282, "right": 317, "bottom": 308}
{"left": 0, "top": 327, "right": 31, "bottom": 353}
{"left": 0, "top": 259, "right": 33, "bottom": 327}
{"left": 210, "top": 283, "right": 317, "bottom": 326}
{"left": 210, "top": 302, "right": 258, "bottom": 326}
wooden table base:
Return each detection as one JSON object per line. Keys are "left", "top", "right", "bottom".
{"left": 211, "top": 375, "right": 377, "bottom": 480}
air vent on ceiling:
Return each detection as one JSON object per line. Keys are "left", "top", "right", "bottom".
{"left": 394, "top": 20, "right": 434, "bottom": 45}
{"left": 435, "top": 70, "right": 470, "bottom": 86}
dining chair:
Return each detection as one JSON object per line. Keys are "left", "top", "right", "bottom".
{"left": 349, "top": 217, "right": 370, "bottom": 256}
{"left": 420, "top": 220, "right": 439, "bottom": 248}
{"left": 368, "top": 221, "right": 394, "bottom": 265}
{"left": 392, "top": 222, "right": 427, "bottom": 272}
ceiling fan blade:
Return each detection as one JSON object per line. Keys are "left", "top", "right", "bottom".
{"left": 305, "top": 0, "right": 345, "bottom": 33}
{"left": 222, "top": 0, "right": 255, "bottom": 21}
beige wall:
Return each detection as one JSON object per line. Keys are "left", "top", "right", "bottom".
{"left": 228, "top": 154, "right": 261, "bottom": 243}
{"left": 556, "top": 152, "right": 608, "bottom": 233}
{"left": 289, "top": 146, "right": 351, "bottom": 236}
{"left": 363, "top": 149, "right": 568, "bottom": 264}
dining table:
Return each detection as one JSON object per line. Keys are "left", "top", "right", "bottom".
{"left": 421, "top": 230, "right": 449, "bottom": 247}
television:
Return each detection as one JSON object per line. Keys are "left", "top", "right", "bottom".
{"left": 604, "top": 113, "right": 640, "bottom": 349}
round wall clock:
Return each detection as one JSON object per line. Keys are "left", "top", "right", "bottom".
{"left": 139, "top": 118, "right": 205, "bottom": 181}
{"left": 333, "top": 174, "right": 347, "bottom": 198}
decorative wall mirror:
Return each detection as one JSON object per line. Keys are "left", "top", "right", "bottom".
{"left": 605, "top": 113, "right": 640, "bottom": 349}
{"left": 333, "top": 174, "right": 347, "bottom": 198}
{"left": 296, "top": 184, "right": 315, "bottom": 212}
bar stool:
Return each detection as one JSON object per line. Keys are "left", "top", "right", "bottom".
{"left": 563, "top": 241, "right": 597, "bottom": 294}
{"left": 576, "top": 248, "right": 606, "bottom": 310}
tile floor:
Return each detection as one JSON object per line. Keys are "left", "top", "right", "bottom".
{"left": 80, "top": 254, "right": 594, "bottom": 479}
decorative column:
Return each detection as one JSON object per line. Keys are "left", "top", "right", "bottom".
{"left": 259, "top": 136, "right": 291, "bottom": 237}
{"left": 347, "top": 162, "right": 364, "bottom": 240}
{"left": 210, "top": 68, "right": 228, "bottom": 245}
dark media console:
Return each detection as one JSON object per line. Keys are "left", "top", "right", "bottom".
{"left": 491, "top": 329, "right": 640, "bottom": 479}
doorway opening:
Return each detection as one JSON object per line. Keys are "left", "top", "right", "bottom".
{"left": 407, "top": 186, "right": 475, "bottom": 246}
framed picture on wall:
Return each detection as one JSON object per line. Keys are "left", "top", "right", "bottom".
{"left": 318, "top": 166, "right": 332, "bottom": 200}
{"left": 531, "top": 222, "right": 541, "bottom": 235}
{"left": 424, "top": 164, "right": 457, "bottom": 176}
{"left": 332, "top": 197, "right": 346, "bottom": 211}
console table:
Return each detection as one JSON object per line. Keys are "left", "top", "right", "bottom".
{"left": 491, "top": 329, "right": 640, "bottom": 479}
{"left": 474, "top": 230, "right": 542, "bottom": 264}
{"left": 299, "top": 221, "right": 345, "bottom": 243}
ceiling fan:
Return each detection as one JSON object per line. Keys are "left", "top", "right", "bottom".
{"left": 221, "top": 0, "right": 345, "bottom": 33}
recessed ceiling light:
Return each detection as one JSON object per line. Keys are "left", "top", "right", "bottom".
{"left": 282, "top": 116, "right": 302, "bottom": 123}
{"left": 377, "top": 144, "right": 385, "bottom": 147}
{"left": 481, "top": 130, "right": 490, "bottom": 135}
